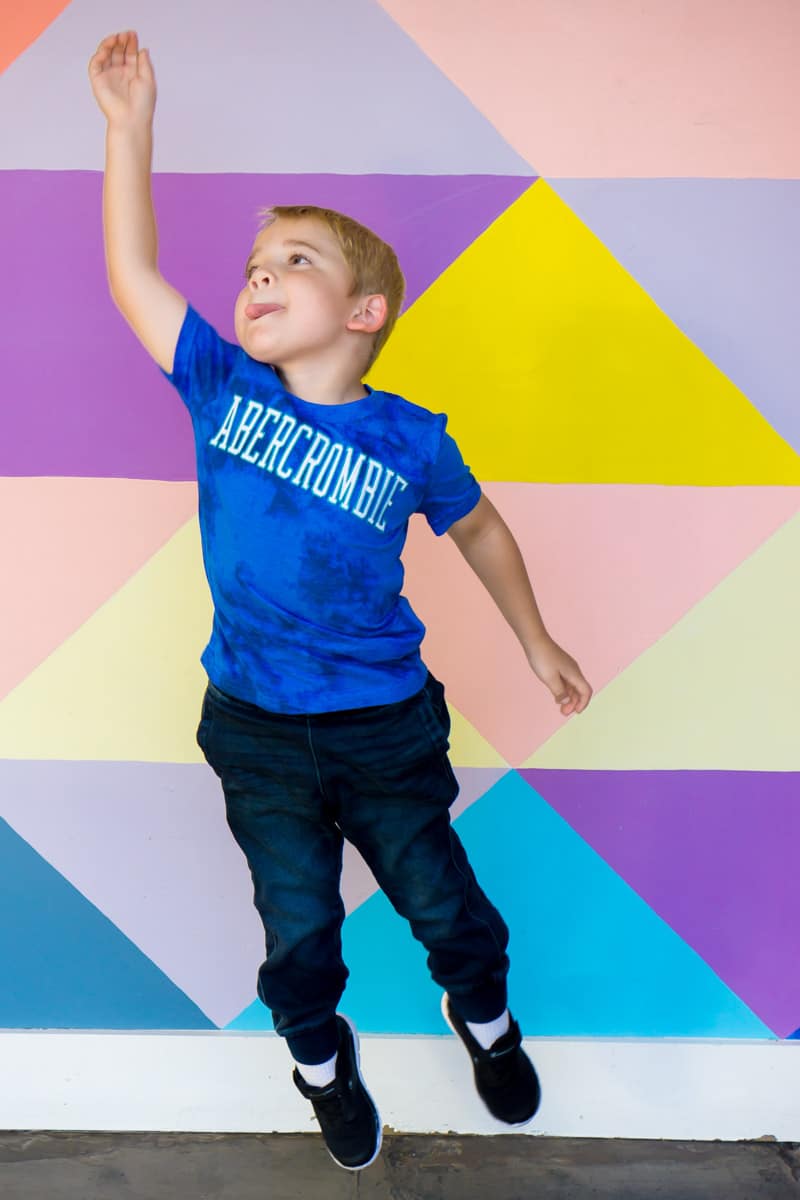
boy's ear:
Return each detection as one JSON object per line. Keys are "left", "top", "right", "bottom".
{"left": 347, "top": 293, "right": 387, "bottom": 334}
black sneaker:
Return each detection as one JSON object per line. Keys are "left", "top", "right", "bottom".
{"left": 441, "top": 993, "right": 541, "bottom": 1125}
{"left": 292, "top": 1014, "right": 382, "bottom": 1171}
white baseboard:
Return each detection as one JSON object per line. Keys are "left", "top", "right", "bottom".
{"left": 1, "top": 1031, "right": 798, "bottom": 1141}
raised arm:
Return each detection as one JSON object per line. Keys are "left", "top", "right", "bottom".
{"left": 448, "top": 494, "right": 593, "bottom": 716}
{"left": 88, "top": 31, "right": 186, "bottom": 373}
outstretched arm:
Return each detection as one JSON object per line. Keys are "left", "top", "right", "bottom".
{"left": 448, "top": 494, "right": 593, "bottom": 716}
{"left": 88, "top": 31, "right": 186, "bottom": 373}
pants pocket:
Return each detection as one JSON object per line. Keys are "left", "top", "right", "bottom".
{"left": 196, "top": 688, "right": 212, "bottom": 756}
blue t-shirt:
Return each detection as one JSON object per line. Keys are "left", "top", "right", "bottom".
{"left": 165, "top": 306, "right": 481, "bottom": 713}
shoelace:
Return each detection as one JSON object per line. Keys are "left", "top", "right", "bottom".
{"left": 312, "top": 1078, "right": 358, "bottom": 1125}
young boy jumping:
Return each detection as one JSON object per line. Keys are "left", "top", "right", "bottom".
{"left": 89, "top": 30, "right": 592, "bottom": 1172}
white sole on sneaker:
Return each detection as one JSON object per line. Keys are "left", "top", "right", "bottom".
{"left": 440, "top": 993, "right": 536, "bottom": 1129}
{"left": 332, "top": 1013, "right": 383, "bottom": 1171}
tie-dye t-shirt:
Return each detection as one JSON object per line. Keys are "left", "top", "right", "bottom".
{"left": 164, "top": 306, "right": 481, "bottom": 714}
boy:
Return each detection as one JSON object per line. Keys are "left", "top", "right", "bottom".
{"left": 89, "top": 30, "right": 592, "bottom": 1172}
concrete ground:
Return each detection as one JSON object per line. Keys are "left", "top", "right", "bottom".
{"left": 0, "top": 1133, "right": 798, "bottom": 1200}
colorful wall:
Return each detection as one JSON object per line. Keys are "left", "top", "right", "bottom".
{"left": 1, "top": 0, "right": 798, "bottom": 1137}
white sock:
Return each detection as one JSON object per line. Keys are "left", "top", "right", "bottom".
{"left": 295, "top": 1051, "right": 337, "bottom": 1089}
{"left": 466, "top": 1010, "right": 510, "bottom": 1050}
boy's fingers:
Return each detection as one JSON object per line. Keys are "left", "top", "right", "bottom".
{"left": 89, "top": 35, "right": 117, "bottom": 73}
{"left": 554, "top": 672, "right": 592, "bottom": 714}
{"left": 94, "top": 33, "right": 119, "bottom": 55}
{"left": 90, "top": 31, "right": 144, "bottom": 83}
{"left": 137, "top": 48, "right": 155, "bottom": 81}
{"left": 111, "top": 30, "right": 135, "bottom": 65}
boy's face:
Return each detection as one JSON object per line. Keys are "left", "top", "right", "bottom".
{"left": 234, "top": 216, "right": 361, "bottom": 368}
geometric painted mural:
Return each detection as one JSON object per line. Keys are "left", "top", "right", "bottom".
{"left": 1, "top": 0, "right": 798, "bottom": 1047}
{"left": 241, "top": 773, "right": 776, "bottom": 1040}
{"left": 521, "top": 770, "right": 800, "bottom": 1039}
{"left": 1, "top": 172, "right": 531, "bottom": 480}
{"left": 0, "top": 818, "right": 213, "bottom": 1030}
{"left": 549, "top": 180, "right": 800, "bottom": 458}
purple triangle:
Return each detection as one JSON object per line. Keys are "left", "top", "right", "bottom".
{"left": 520, "top": 769, "right": 800, "bottom": 1038}
{"left": 1, "top": 171, "right": 531, "bottom": 480}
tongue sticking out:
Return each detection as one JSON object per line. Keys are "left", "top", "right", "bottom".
{"left": 246, "top": 302, "right": 282, "bottom": 320}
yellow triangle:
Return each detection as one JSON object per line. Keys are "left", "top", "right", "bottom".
{"left": 370, "top": 181, "right": 800, "bottom": 484}
{"left": 448, "top": 704, "right": 507, "bottom": 767}
{"left": 524, "top": 512, "right": 800, "bottom": 769}
{"left": 0, "top": 520, "right": 212, "bottom": 762}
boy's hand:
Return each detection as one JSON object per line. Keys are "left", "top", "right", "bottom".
{"left": 88, "top": 31, "right": 156, "bottom": 127}
{"left": 527, "top": 636, "right": 593, "bottom": 717}
{"left": 89, "top": 28, "right": 186, "bottom": 374}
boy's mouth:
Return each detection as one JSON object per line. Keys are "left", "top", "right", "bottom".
{"left": 245, "top": 303, "right": 283, "bottom": 320}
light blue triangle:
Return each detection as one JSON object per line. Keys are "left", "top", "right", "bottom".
{"left": 0, "top": 819, "right": 214, "bottom": 1030}
{"left": 336, "top": 773, "right": 773, "bottom": 1038}
{"left": 226, "top": 1000, "right": 272, "bottom": 1031}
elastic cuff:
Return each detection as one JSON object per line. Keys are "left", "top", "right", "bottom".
{"left": 285, "top": 1017, "right": 340, "bottom": 1065}
{"left": 446, "top": 982, "right": 508, "bottom": 1024}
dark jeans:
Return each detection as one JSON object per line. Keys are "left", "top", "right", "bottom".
{"left": 197, "top": 673, "right": 510, "bottom": 1064}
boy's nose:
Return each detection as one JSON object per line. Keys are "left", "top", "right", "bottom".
{"left": 249, "top": 267, "right": 274, "bottom": 289}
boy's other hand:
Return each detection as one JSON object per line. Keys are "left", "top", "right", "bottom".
{"left": 527, "top": 636, "right": 593, "bottom": 717}
{"left": 88, "top": 31, "right": 156, "bottom": 127}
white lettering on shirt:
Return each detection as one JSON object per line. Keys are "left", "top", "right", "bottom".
{"left": 311, "top": 443, "right": 343, "bottom": 498}
{"left": 228, "top": 400, "right": 265, "bottom": 457}
{"left": 293, "top": 431, "right": 332, "bottom": 490}
{"left": 207, "top": 395, "right": 411, "bottom": 531}
{"left": 373, "top": 476, "right": 408, "bottom": 532}
{"left": 352, "top": 459, "right": 384, "bottom": 520}
{"left": 276, "top": 424, "right": 314, "bottom": 479}
{"left": 258, "top": 414, "right": 297, "bottom": 472}
{"left": 327, "top": 448, "right": 366, "bottom": 512}
{"left": 241, "top": 407, "right": 280, "bottom": 463}
{"left": 209, "top": 395, "right": 243, "bottom": 450}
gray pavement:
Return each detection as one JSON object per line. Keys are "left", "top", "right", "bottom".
{"left": 1, "top": 1133, "right": 798, "bottom": 1199}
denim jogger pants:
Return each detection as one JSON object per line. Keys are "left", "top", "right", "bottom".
{"left": 197, "top": 672, "right": 510, "bottom": 1064}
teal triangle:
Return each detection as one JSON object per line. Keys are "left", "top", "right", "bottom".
{"left": 226, "top": 1000, "right": 272, "bottom": 1031}
{"left": 0, "top": 819, "right": 214, "bottom": 1030}
{"left": 338, "top": 773, "right": 773, "bottom": 1038}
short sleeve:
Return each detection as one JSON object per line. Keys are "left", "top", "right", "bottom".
{"left": 417, "top": 426, "right": 482, "bottom": 535}
{"left": 162, "top": 306, "right": 239, "bottom": 415}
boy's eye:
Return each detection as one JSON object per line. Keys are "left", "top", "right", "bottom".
{"left": 289, "top": 253, "right": 310, "bottom": 265}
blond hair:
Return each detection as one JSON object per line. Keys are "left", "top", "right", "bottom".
{"left": 260, "top": 205, "right": 405, "bottom": 371}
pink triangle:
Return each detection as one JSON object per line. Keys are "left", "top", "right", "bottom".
{"left": 402, "top": 484, "right": 800, "bottom": 764}
{"left": 0, "top": 479, "right": 197, "bottom": 701}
